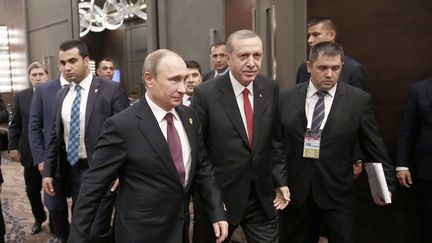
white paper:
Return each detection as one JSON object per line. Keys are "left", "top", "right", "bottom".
{"left": 365, "top": 163, "right": 392, "bottom": 204}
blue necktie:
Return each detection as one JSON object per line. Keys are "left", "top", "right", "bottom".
{"left": 67, "top": 85, "right": 81, "bottom": 166}
{"left": 311, "top": 90, "right": 327, "bottom": 132}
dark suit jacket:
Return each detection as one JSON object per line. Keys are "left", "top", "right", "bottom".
{"left": 296, "top": 55, "right": 367, "bottom": 91}
{"left": 0, "top": 94, "right": 8, "bottom": 123}
{"left": 8, "top": 88, "right": 34, "bottom": 168}
{"left": 43, "top": 76, "right": 129, "bottom": 179}
{"left": 203, "top": 70, "right": 216, "bottom": 81}
{"left": 192, "top": 74, "right": 286, "bottom": 224}
{"left": 278, "top": 82, "right": 395, "bottom": 209}
{"left": 395, "top": 78, "right": 432, "bottom": 180}
{"left": 28, "top": 79, "right": 64, "bottom": 166}
{"left": 69, "top": 99, "right": 225, "bottom": 243}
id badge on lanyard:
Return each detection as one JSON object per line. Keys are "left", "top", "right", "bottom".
{"left": 303, "top": 129, "right": 321, "bottom": 159}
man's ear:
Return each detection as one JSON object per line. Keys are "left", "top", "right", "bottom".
{"left": 143, "top": 72, "right": 152, "bottom": 87}
{"left": 306, "top": 61, "right": 312, "bottom": 74}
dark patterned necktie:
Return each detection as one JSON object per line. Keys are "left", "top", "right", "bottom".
{"left": 165, "top": 112, "right": 185, "bottom": 186}
{"left": 67, "top": 85, "right": 81, "bottom": 166}
{"left": 311, "top": 90, "right": 327, "bottom": 132}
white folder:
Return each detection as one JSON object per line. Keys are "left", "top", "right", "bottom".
{"left": 365, "top": 163, "right": 392, "bottom": 204}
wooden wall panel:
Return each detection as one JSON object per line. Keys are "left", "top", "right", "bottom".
{"left": 225, "top": 0, "right": 256, "bottom": 37}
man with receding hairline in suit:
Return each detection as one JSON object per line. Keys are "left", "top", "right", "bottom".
{"left": 69, "top": 49, "right": 228, "bottom": 243}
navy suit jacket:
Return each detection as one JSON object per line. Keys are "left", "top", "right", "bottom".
{"left": 296, "top": 55, "right": 367, "bottom": 91}
{"left": 44, "top": 76, "right": 129, "bottom": 179}
{"left": 28, "top": 79, "right": 64, "bottom": 166}
{"left": 69, "top": 99, "right": 225, "bottom": 243}
{"left": 395, "top": 78, "right": 432, "bottom": 180}
{"left": 9, "top": 88, "right": 34, "bottom": 168}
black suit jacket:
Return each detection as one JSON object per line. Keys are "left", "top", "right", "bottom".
{"left": 296, "top": 55, "right": 367, "bottom": 91}
{"left": 69, "top": 99, "right": 225, "bottom": 243}
{"left": 44, "top": 76, "right": 129, "bottom": 179}
{"left": 395, "top": 78, "right": 432, "bottom": 180}
{"left": 203, "top": 70, "right": 216, "bottom": 81}
{"left": 8, "top": 88, "right": 34, "bottom": 168}
{"left": 192, "top": 74, "right": 286, "bottom": 224}
{"left": 278, "top": 82, "right": 395, "bottom": 209}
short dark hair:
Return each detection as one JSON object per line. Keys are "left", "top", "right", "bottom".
{"left": 59, "top": 39, "right": 89, "bottom": 58}
{"left": 209, "top": 41, "right": 226, "bottom": 53}
{"left": 307, "top": 17, "right": 337, "bottom": 32}
{"left": 309, "top": 41, "right": 344, "bottom": 63}
{"left": 185, "top": 60, "right": 202, "bottom": 75}
{"left": 97, "top": 58, "right": 114, "bottom": 69}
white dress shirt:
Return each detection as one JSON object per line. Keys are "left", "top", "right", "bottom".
{"left": 214, "top": 67, "right": 230, "bottom": 78}
{"left": 146, "top": 93, "right": 192, "bottom": 185}
{"left": 229, "top": 71, "right": 254, "bottom": 140}
{"left": 182, "top": 94, "right": 192, "bottom": 107}
{"left": 61, "top": 73, "right": 93, "bottom": 159}
{"left": 305, "top": 81, "right": 337, "bottom": 131}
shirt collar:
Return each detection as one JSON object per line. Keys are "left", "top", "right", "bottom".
{"left": 307, "top": 79, "right": 337, "bottom": 98}
{"left": 60, "top": 75, "right": 69, "bottom": 87}
{"left": 71, "top": 73, "right": 93, "bottom": 91}
{"left": 215, "top": 67, "right": 230, "bottom": 76}
{"left": 229, "top": 71, "right": 254, "bottom": 97}
{"left": 145, "top": 93, "right": 180, "bottom": 123}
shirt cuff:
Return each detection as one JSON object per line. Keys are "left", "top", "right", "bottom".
{"left": 395, "top": 167, "right": 409, "bottom": 171}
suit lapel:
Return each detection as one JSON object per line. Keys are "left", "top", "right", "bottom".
{"left": 85, "top": 77, "right": 101, "bottom": 131}
{"left": 322, "top": 82, "right": 348, "bottom": 135}
{"left": 252, "top": 79, "right": 267, "bottom": 149}
{"left": 176, "top": 106, "right": 196, "bottom": 190}
{"left": 217, "top": 76, "right": 250, "bottom": 148}
{"left": 297, "top": 84, "right": 308, "bottom": 131}
{"left": 136, "top": 99, "right": 184, "bottom": 188}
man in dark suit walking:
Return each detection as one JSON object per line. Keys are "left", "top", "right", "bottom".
{"left": 278, "top": 42, "right": 395, "bottom": 243}
{"left": 203, "top": 41, "right": 230, "bottom": 81}
{"left": 9, "top": 62, "right": 50, "bottom": 235}
{"left": 395, "top": 77, "right": 432, "bottom": 242}
{"left": 296, "top": 17, "right": 366, "bottom": 91}
{"left": 28, "top": 72, "right": 70, "bottom": 239}
{"left": 192, "top": 30, "right": 290, "bottom": 243}
{"left": 68, "top": 49, "right": 228, "bottom": 243}
{"left": 41, "top": 39, "right": 130, "bottom": 242}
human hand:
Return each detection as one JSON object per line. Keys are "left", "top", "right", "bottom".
{"left": 274, "top": 186, "right": 291, "bottom": 210}
{"left": 373, "top": 191, "right": 392, "bottom": 206}
{"left": 38, "top": 162, "right": 44, "bottom": 174}
{"left": 9, "top": 150, "right": 21, "bottom": 162}
{"left": 396, "top": 170, "right": 412, "bottom": 188}
{"left": 212, "top": 220, "right": 228, "bottom": 243}
{"left": 42, "top": 177, "right": 55, "bottom": 196}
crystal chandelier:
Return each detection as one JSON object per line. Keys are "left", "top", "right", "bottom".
{"left": 79, "top": 0, "right": 147, "bottom": 37}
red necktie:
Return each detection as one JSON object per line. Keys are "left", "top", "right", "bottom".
{"left": 165, "top": 113, "right": 185, "bottom": 186}
{"left": 242, "top": 88, "right": 253, "bottom": 147}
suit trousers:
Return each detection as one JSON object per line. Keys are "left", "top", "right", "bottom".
{"left": 44, "top": 175, "right": 69, "bottom": 239}
{"left": 24, "top": 165, "right": 47, "bottom": 223}
{"left": 193, "top": 182, "right": 279, "bottom": 243}
{"left": 279, "top": 193, "right": 355, "bottom": 243}
{"left": 0, "top": 201, "right": 5, "bottom": 243}
{"left": 418, "top": 178, "right": 432, "bottom": 242}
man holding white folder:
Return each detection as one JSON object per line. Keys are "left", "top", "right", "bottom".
{"left": 277, "top": 42, "right": 396, "bottom": 243}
